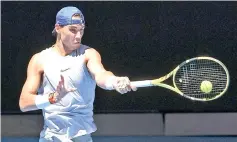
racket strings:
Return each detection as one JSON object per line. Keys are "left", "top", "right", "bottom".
{"left": 174, "top": 59, "right": 228, "bottom": 100}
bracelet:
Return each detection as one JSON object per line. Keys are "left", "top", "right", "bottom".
{"left": 35, "top": 92, "right": 57, "bottom": 109}
{"left": 48, "top": 92, "right": 57, "bottom": 104}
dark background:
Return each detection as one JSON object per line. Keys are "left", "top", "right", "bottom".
{"left": 2, "top": 1, "right": 237, "bottom": 114}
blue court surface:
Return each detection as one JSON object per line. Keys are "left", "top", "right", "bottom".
{"left": 2, "top": 136, "right": 237, "bottom": 142}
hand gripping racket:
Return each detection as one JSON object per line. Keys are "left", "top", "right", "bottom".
{"left": 130, "top": 57, "right": 230, "bottom": 101}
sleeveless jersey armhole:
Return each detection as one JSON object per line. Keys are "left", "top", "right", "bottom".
{"left": 77, "top": 44, "right": 91, "bottom": 56}
{"left": 37, "top": 48, "right": 51, "bottom": 94}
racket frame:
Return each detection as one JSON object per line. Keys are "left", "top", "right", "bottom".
{"left": 131, "top": 57, "right": 230, "bottom": 101}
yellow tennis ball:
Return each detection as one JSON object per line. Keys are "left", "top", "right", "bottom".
{"left": 200, "top": 80, "right": 213, "bottom": 93}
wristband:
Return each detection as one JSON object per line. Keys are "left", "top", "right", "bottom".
{"left": 105, "top": 76, "right": 116, "bottom": 90}
{"left": 35, "top": 94, "right": 51, "bottom": 109}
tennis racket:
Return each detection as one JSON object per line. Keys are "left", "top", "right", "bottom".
{"left": 130, "top": 57, "right": 230, "bottom": 101}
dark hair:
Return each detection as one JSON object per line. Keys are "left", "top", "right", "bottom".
{"left": 52, "top": 30, "right": 57, "bottom": 37}
{"left": 52, "top": 25, "right": 65, "bottom": 37}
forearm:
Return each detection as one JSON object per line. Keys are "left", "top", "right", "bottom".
{"left": 19, "top": 93, "right": 51, "bottom": 112}
{"left": 95, "top": 70, "right": 116, "bottom": 90}
{"left": 19, "top": 93, "right": 39, "bottom": 112}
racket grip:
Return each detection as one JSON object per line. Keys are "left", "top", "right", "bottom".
{"left": 130, "top": 80, "right": 153, "bottom": 88}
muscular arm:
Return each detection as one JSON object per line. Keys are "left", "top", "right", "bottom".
{"left": 85, "top": 48, "right": 115, "bottom": 89}
{"left": 19, "top": 53, "right": 43, "bottom": 112}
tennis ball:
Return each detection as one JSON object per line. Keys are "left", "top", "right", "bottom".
{"left": 200, "top": 80, "right": 212, "bottom": 93}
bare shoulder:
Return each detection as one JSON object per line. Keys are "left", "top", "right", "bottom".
{"left": 85, "top": 47, "right": 101, "bottom": 60}
{"left": 85, "top": 47, "right": 100, "bottom": 55}
{"left": 28, "top": 52, "right": 44, "bottom": 73}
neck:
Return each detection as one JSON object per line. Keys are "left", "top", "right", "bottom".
{"left": 53, "top": 40, "right": 73, "bottom": 56}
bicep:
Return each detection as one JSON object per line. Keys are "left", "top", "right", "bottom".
{"left": 86, "top": 49, "right": 107, "bottom": 79}
{"left": 21, "top": 54, "right": 43, "bottom": 96}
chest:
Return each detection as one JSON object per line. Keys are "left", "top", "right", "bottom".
{"left": 43, "top": 54, "right": 89, "bottom": 87}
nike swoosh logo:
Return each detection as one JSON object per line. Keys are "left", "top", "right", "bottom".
{"left": 60, "top": 67, "right": 70, "bottom": 72}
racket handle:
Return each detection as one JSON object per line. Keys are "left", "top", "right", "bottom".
{"left": 130, "top": 80, "right": 153, "bottom": 88}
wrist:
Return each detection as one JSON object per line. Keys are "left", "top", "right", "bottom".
{"left": 35, "top": 92, "right": 56, "bottom": 109}
{"left": 105, "top": 76, "right": 117, "bottom": 90}
{"left": 35, "top": 94, "right": 50, "bottom": 109}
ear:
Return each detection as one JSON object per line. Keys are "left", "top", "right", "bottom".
{"left": 55, "top": 24, "right": 61, "bottom": 34}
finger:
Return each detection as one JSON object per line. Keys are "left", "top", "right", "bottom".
{"left": 122, "top": 89, "right": 128, "bottom": 94}
{"left": 118, "top": 90, "right": 125, "bottom": 94}
{"left": 124, "top": 84, "right": 131, "bottom": 92}
{"left": 115, "top": 87, "right": 123, "bottom": 94}
{"left": 124, "top": 77, "right": 137, "bottom": 91}
{"left": 59, "top": 80, "right": 63, "bottom": 89}
{"left": 118, "top": 87, "right": 128, "bottom": 94}
{"left": 60, "top": 75, "right": 65, "bottom": 88}
{"left": 56, "top": 84, "right": 61, "bottom": 92}
{"left": 123, "top": 77, "right": 130, "bottom": 87}
{"left": 123, "top": 77, "right": 131, "bottom": 92}
{"left": 123, "top": 89, "right": 128, "bottom": 94}
{"left": 124, "top": 77, "right": 130, "bottom": 84}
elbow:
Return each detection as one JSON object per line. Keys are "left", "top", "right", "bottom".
{"left": 19, "top": 107, "right": 28, "bottom": 112}
{"left": 19, "top": 105, "right": 30, "bottom": 112}
{"left": 19, "top": 102, "right": 27, "bottom": 112}
{"left": 19, "top": 99, "right": 29, "bottom": 112}
{"left": 20, "top": 108, "right": 27, "bottom": 112}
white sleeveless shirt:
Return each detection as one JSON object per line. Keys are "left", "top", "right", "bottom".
{"left": 37, "top": 44, "right": 97, "bottom": 140}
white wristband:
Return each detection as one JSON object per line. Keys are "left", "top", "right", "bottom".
{"left": 105, "top": 76, "right": 116, "bottom": 90}
{"left": 35, "top": 94, "right": 51, "bottom": 109}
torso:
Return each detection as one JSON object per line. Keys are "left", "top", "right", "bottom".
{"left": 37, "top": 44, "right": 97, "bottom": 139}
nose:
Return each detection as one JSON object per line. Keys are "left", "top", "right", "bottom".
{"left": 75, "top": 31, "right": 82, "bottom": 42}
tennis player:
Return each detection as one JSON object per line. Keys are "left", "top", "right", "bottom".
{"left": 19, "top": 6, "right": 137, "bottom": 142}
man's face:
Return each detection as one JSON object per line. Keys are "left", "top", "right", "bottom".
{"left": 57, "top": 24, "right": 85, "bottom": 50}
